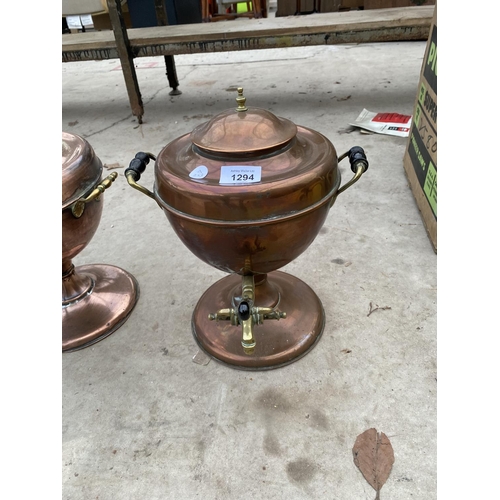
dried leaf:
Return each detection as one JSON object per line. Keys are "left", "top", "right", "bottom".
{"left": 353, "top": 428, "right": 394, "bottom": 500}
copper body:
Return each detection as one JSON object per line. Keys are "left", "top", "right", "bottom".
{"left": 62, "top": 132, "right": 139, "bottom": 352}
{"left": 126, "top": 90, "right": 367, "bottom": 369}
{"left": 156, "top": 125, "right": 339, "bottom": 275}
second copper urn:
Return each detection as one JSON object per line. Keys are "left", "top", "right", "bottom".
{"left": 62, "top": 132, "right": 140, "bottom": 352}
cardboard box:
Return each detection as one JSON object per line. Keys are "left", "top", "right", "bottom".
{"left": 402, "top": 5, "right": 437, "bottom": 252}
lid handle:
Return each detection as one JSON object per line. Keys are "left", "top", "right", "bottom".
{"left": 236, "top": 87, "right": 248, "bottom": 112}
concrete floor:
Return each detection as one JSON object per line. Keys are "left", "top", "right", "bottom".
{"left": 62, "top": 40, "right": 437, "bottom": 499}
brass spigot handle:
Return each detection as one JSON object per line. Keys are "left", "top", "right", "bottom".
{"left": 337, "top": 146, "right": 369, "bottom": 195}
{"left": 241, "top": 318, "right": 255, "bottom": 349}
{"left": 71, "top": 172, "right": 118, "bottom": 218}
{"left": 125, "top": 152, "right": 157, "bottom": 201}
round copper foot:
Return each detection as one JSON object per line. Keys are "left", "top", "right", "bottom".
{"left": 62, "top": 264, "right": 139, "bottom": 352}
{"left": 192, "top": 271, "right": 325, "bottom": 370}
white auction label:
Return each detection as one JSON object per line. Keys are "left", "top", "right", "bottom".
{"left": 189, "top": 165, "right": 208, "bottom": 179}
{"left": 219, "top": 166, "right": 261, "bottom": 184}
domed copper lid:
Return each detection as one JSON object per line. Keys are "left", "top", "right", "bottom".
{"left": 191, "top": 88, "right": 297, "bottom": 157}
{"left": 62, "top": 132, "right": 103, "bottom": 209}
{"left": 154, "top": 89, "right": 339, "bottom": 222}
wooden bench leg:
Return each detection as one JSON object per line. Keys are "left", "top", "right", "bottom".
{"left": 107, "top": 0, "right": 144, "bottom": 123}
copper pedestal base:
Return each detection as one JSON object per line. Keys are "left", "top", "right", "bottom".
{"left": 62, "top": 264, "right": 139, "bottom": 352}
{"left": 192, "top": 271, "right": 325, "bottom": 370}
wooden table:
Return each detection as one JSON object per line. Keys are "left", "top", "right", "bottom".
{"left": 62, "top": 1, "right": 434, "bottom": 123}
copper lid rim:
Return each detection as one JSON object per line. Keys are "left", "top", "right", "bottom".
{"left": 154, "top": 176, "right": 340, "bottom": 227}
{"left": 192, "top": 137, "right": 295, "bottom": 160}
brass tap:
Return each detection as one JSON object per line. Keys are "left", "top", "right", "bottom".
{"left": 208, "top": 275, "right": 286, "bottom": 354}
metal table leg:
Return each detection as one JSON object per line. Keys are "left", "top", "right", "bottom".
{"left": 154, "top": 0, "right": 182, "bottom": 96}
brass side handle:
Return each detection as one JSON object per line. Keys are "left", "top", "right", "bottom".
{"left": 125, "top": 152, "right": 157, "bottom": 201}
{"left": 71, "top": 172, "right": 118, "bottom": 218}
{"left": 337, "top": 146, "right": 369, "bottom": 195}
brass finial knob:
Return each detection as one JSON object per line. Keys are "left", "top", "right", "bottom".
{"left": 236, "top": 87, "right": 248, "bottom": 112}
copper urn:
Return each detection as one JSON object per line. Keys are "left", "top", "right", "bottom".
{"left": 125, "top": 89, "right": 368, "bottom": 369}
{"left": 62, "top": 132, "right": 139, "bottom": 351}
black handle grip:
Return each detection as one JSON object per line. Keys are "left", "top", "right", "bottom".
{"left": 125, "top": 152, "right": 154, "bottom": 182}
{"left": 347, "top": 146, "right": 369, "bottom": 174}
{"left": 237, "top": 301, "right": 251, "bottom": 322}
